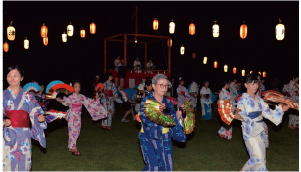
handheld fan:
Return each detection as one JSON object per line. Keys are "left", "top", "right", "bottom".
{"left": 46, "top": 80, "right": 64, "bottom": 93}
{"left": 23, "top": 82, "right": 41, "bottom": 92}
{"left": 166, "top": 96, "right": 177, "bottom": 106}
{"left": 182, "top": 100, "right": 195, "bottom": 134}
{"left": 95, "top": 83, "right": 104, "bottom": 93}
{"left": 218, "top": 100, "right": 237, "bottom": 125}
{"left": 117, "top": 90, "right": 128, "bottom": 102}
{"left": 46, "top": 83, "right": 74, "bottom": 99}
{"left": 143, "top": 99, "right": 176, "bottom": 127}
{"left": 263, "top": 90, "right": 298, "bottom": 110}
{"left": 44, "top": 109, "right": 67, "bottom": 123}
{"left": 262, "top": 90, "right": 284, "bottom": 98}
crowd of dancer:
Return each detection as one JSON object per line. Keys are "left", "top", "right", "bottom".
{"left": 2, "top": 64, "right": 298, "bottom": 171}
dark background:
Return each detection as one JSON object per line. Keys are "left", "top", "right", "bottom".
{"left": 3, "top": 1, "right": 299, "bottom": 96}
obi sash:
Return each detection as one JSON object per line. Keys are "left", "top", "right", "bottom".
{"left": 140, "top": 123, "right": 170, "bottom": 134}
{"left": 71, "top": 103, "right": 82, "bottom": 112}
{"left": 248, "top": 111, "right": 263, "bottom": 122}
{"left": 5, "top": 110, "right": 29, "bottom": 128}
{"left": 105, "top": 90, "right": 113, "bottom": 97}
{"left": 39, "top": 102, "right": 45, "bottom": 106}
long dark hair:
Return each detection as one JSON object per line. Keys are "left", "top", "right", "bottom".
{"left": 241, "top": 73, "right": 259, "bottom": 93}
{"left": 104, "top": 73, "right": 112, "bottom": 81}
{"left": 7, "top": 65, "right": 24, "bottom": 77}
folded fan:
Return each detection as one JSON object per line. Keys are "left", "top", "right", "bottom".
{"left": 46, "top": 80, "right": 64, "bottom": 94}
{"left": 217, "top": 100, "right": 236, "bottom": 125}
{"left": 95, "top": 83, "right": 104, "bottom": 94}
{"left": 46, "top": 83, "right": 74, "bottom": 99}
{"left": 44, "top": 109, "right": 67, "bottom": 123}
{"left": 23, "top": 82, "right": 41, "bottom": 92}
{"left": 263, "top": 94, "right": 299, "bottom": 110}
{"left": 182, "top": 100, "right": 195, "bottom": 134}
{"left": 262, "top": 90, "right": 284, "bottom": 98}
{"left": 143, "top": 99, "right": 176, "bottom": 127}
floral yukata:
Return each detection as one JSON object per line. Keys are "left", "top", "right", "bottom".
{"left": 286, "top": 81, "right": 299, "bottom": 126}
{"left": 62, "top": 93, "right": 107, "bottom": 150}
{"left": 200, "top": 87, "right": 215, "bottom": 120}
{"left": 34, "top": 92, "right": 48, "bottom": 112}
{"left": 237, "top": 93, "right": 285, "bottom": 171}
{"left": 217, "top": 88, "right": 233, "bottom": 139}
{"left": 138, "top": 92, "right": 186, "bottom": 171}
{"left": 3, "top": 87, "right": 47, "bottom": 171}
{"left": 177, "top": 85, "right": 191, "bottom": 109}
{"left": 101, "top": 81, "right": 122, "bottom": 127}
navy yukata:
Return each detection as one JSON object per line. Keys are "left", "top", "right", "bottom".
{"left": 138, "top": 92, "right": 186, "bottom": 171}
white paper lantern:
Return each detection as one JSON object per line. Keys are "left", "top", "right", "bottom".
{"left": 62, "top": 32, "right": 67, "bottom": 42}
{"left": 203, "top": 57, "right": 207, "bottom": 64}
{"left": 67, "top": 22, "right": 74, "bottom": 37}
{"left": 180, "top": 45, "right": 185, "bottom": 55}
{"left": 24, "top": 37, "right": 29, "bottom": 49}
{"left": 7, "top": 21, "right": 15, "bottom": 41}
{"left": 212, "top": 21, "right": 219, "bottom": 38}
{"left": 276, "top": 18, "right": 285, "bottom": 41}
{"left": 224, "top": 64, "right": 228, "bottom": 72}
{"left": 169, "top": 19, "right": 175, "bottom": 34}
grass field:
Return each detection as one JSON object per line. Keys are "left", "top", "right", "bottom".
{"left": 31, "top": 101, "right": 299, "bottom": 171}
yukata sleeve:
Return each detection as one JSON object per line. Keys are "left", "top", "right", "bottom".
{"left": 236, "top": 96, "right": 249, "bottom": 122}
{"left": 177, "top": 87, "right": 181, "bottom": 96}
{"left": 219, "top": 91, "right": 223, "bottom": 100}
{"left": 184, "top": 88, "right": 192, "bottom": 101}
{"left": 81, "top": 95, "right": 108, "bottom": 121}
{"left": 170, "top": 106, "right": 186, "bottom": 142}
{"left": 28, "top": 93, "right": 47, "bottom": 148}
{"left": 261, "top": 99, "right": 284, "bottom": 126}
{"left": 139, "top": 98, "right": 163, "bottom": 140}
{"left": 112, "top": 84, "right": 123, "bottom": 103}
{"left": 62, "top": 96, "right": 72, "bottom": 106}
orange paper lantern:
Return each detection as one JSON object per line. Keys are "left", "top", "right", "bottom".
{"left": 242, "top": 69, "right": 245, "bottom": 76}
{"left": 240, "top": 21, "right": 247, "bottom": 39}
{"left": 153, "top": 18, "right": 158, "bottom": 30}
{"left": 214, "top": 61, "right": 218, "bottom": 68}
{"left": 3, "top": 41, "right": 9, "bottom": 52}
{"left": 263, "top": 71, "right": 266, "bottom": 78}
{"left": 233, "top": 67, "right": 237, "bottom": 74}
{"left": 43, "top": 37, "right": 48, "bottom": 46}
{"left": 90, "top": 22, "right": 96, "bottom": 34}
{"left": 192, "top": 52, "right": 196, "bottom": 59}
{"left": 41, "top": 23, "right": 48, "bottom": 38}
{"left": 167, "top": 39, "right": 172, "bottom": 47}
{"left": 80, "top": 28, "right": 85, "bottom": 38}
{"left": 189, "top": 21, "right": 195, "bottom": 35}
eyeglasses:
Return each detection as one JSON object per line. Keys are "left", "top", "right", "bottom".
{"left": 156, "top": 84, "right": 169, "bottom": 89}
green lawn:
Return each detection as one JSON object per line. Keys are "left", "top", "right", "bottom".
{"left": 31, "top": 102, "right": 299, "bottom": 171}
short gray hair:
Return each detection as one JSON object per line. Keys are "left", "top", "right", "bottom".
{"left": 152, "top": 74, "right": 171, "bottom": 86}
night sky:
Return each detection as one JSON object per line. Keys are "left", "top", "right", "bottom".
{"left": 3, "top": 1, "right": 299, "bottom": 96}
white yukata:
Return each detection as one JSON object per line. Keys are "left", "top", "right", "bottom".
{"left": 217, "top": 88, "right": 233, "bottom": 140}
{"left": 229, "top": 82, "right": 239, "bottom": 105}
{"left": 237, "top": 93, "right": 285, "bottom": 171}
{"left": 200, "top": 87, "right": 213, "bottom": 120}
{"left": 188, "top": 82, "right": 199, "bottom": 110}
{"left": 133, "top": 60, "right": 142, "bottom": 73}
{"left": 146, "top": 62, "right": 153, "bottom": 73}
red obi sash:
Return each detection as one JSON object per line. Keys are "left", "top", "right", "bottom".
{"left": 39, "top": 102, "right": 45, "bottom": 106}
{"left": 71, "top": 104, "right": 82, "bottom": 112}
{"left": 105, "top": 90, "right": 113, "bottom": 97}
{"left": 5, "top": 110, "right": 30, "bottom": 128}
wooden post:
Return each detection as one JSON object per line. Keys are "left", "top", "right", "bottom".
{"left": 124, "top": 34, "right": 127, "bottom": 66}
{"left": 168, "top": 42, "right": 171, "bottom": 73}
{"left": 144, "top": 43, "right": 147, "bottom": 70}
{"left": 135, "top": 6, "right": 138, "bottom": 34}
{"left": 104, "top": 39, "right": 107, "bottom": 74}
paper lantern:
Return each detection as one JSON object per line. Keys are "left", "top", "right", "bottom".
{"left": 3, "top": 41, "right": 9, "bottom": 52}
{"left": 90, "top": 21, "right": 96, "bottom": 34}
{"left": 180, "top": 45, "right": 185, "bottom": 55}
{"left": 224, "top": 64, "right": 228, "bottom": 72}
{"left": 214, "top": 61, "right": 218, "bottom": 68}
{"left": 242, "top": 69, "right": 245, "bottom": 76}
{"left": 276, "top": 18, "right": 285, "bottom": 41}
{"left": 212, "top": 21, "right": 219, "bottom": 38}
{"left": 80, "top": 28, "right": 85, "bottom": 38}
{"left": 67, "top": 22, "right": 74, "bottom": 37}
{"left": 240, "top": 21, "right": 247, "bottom": 39}
{"left": 192, "top": 53, "right": 196, "bottom": 59}
{"left": 24, "top": 37, "right": 29, "bottom": 49}
{"left": 263, "top": 71, "right": 266, "bottom": 78}
{"left": 40, "top": 23, "right": 48, "bottom": 38}
{"left": 7, "top": 21, "right": 15, "bottom": 41}
{"left": 153, "top": 18, "right": 158, "bottom": 30}
{"left": 233, "top": 67, "right": 237, "bottom": 74}
{"left": 203, "top": 57, "right": 207, "bottom": 64}
{"left": 62, "top": 32, "right": 67, "bottom": 42}
{"left": 189, "top": 21, "right": 195, "bottom": 35}
{"left": 167, "top": 39, "right": 172, "bottom": 47}
{"left": 169, "top": 19, "right": 175, "bottom": 34}
{"left": 250, "top": 71, "right": 253, "bottom": 74}
{"left": 43, "top": 37, "right": 48, "bottom": 46}
{"left": 258, "top": 71, "right": 261, "bottom": 76}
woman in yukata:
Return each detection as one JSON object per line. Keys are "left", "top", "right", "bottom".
{"left": 234, "top": 74, "right": 289, "bottom": 171}
{"left": 138, "top": 74, "right": 187, "bottom": 171}
{"left": 176, "top": 76, "right": 192, "bottom": 109}
{"left": 200, "top": 80, "right": 215, "bottom": 120}
{"left": 56, "top": 80, "right": 107, "bottom": 156}
{"left": 3, "top": 65, "right": 46, "bottom": 171}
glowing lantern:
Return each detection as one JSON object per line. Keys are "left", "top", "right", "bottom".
{"left": 43, "top": 37, "right": 48, "bottom": 46}
{"left": 180, "top": 45, "right": 185, "bottom": 55}
{"left": 242, "top": 69, "right": 245, "bottom": 76}
{"left": 80, "top": 28, "right": 85, "bottom": 38}
{"left": 7, "top": 21, "right": 15, "bottom": 41}
{"left": 276, "top": 18, "right": 285, "bottom": 41}
{"left": 214, "top": 61, "right": 218, "bottom": 68}
{"left": 40, "top": 23, "right": 48, "bottom": 38}
{"left": 189, "top": 21, "right": 195, "bottom": 35}
{"left": 90, "top": 21, "right": 96, "bottom": 34}
{"left": 233, "top": 67, "right": 237, "bottom": 74}
{"left": 203, "top": 57, "right": 207, "bottom": 64}
{"left": 167, "top": 39, "right": 172, "bottom": 47}
{"left": 192, "top": 52, "right": 196, "bottom": 59}
{"left": 258, "top": 71, "right": 261, "bottom": 76}
{"left": 240, "top": 21, "right": 247, "bottom": 39}
{"left": 250, "top": 71, "right": 253, "bottom": 74}
{"left": 3, "top": 41, "right": 9, "bottom": 52}
{"left": 62, "top": 32, "right": 67, "bottom": 42}
{"left": 224, "top": 64, "right": 228, "bottom": 72}
{"left": 169, "top": 19, "right": 175, "bottom": 34}
{"left": 212, "top": 21, "right": 219, "bottom": 38}
{"left": 263, "top": 71, "right": 266, "bottom": 78}
{"left": 24, "top": 37, "right": 29, "bottom": 49}
{"left": 153, "top": 18, "right": 158, "bottom": 30}
{"left": 67, "top": 22, "right": 74, "bottom": 37}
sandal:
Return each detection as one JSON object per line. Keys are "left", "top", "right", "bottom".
{"left": 72, "top": 150, "right": 81, "bottom": 156}
{"left": 107, "top": 127, "right": 111, "bottom": 130}
{"left": 101, "top": 126, "right": 107, "bottom": 130}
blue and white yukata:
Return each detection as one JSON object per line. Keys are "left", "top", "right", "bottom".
{"left": 138, "top": 92, "right": 186, "bottom": 171}
{"left": 200, "top": 87, "right": 216, "bottom": 120}
{"left": 237, "top": 93, "right": 285, "bottom": 171}
{"left": 217, "top": 88, "right": 233, "bottom": 140}
{"left": 187, "top": 82, "right": 199, "bottom": 110}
